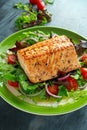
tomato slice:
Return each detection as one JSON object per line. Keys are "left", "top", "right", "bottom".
{"left": 37, "top": 1, "right": 46, "bottom": 10}
{"left": 30, "top": 0, "right": 42, "bottom": 5}
{"left": 81, "top": 68, "right": 87, "bottom": 80}
{"left": 82, "top": 54, "right": 87, "bottom": 65}
{"left": 8, "top": 54, "right": 17, "bottom": 64}
{"left": 65, "top": 76, "right": 78, "bottom": 91}
{"left": 48, "top": 85, "right": 59, "bottom": 95}
{"left": 29, "top": 0, "right": 38, "bottom": 4}
{"left": 8, "top": 80, "right": 19, "bottom": 88}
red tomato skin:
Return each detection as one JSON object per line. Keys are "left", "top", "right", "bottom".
{"left": 81, "top": 68, "right": 87, "bottom": 80}
{"left": 8, "top": 54, "right": 17, "bottom": 64}
{"left": 29, "top": 0, "right": 37, "bottom": 4}
{"left": 30, "top": 0, "right": 41, "bottom": 5}
{"left": 48, "top": 85, "right": 59, "bottom": 95}
{"left": 66, "top": 76, "right": 78, "bottom": 91}
{"left": 37, "top": 1, "right": 45, "bottom": 10}
{"left": 82, "top": 54, "right": 87, "bottom": 65}
{"left": 8, "top": 80, "right": 19, "bottom": 88}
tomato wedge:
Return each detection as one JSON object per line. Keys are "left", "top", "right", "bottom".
{"left": 29, "top": 0, "right": 38, "bottom": 4}
{"left": 82, "top": 54, "right": 87, "bottom": 65}
{"left": 29, "top": 0, "right": 46, "bottom": 10}
{"left": 8, "top": 80, "right": 19, "bottom": 88}
{"left": 65, "top": 76, "right": 78, "bottom": 91}
{"left": 48, "top": 85, "right": 59, "bottom": 95}
{"left": 8, "top": 54, "right": 17, "bottom": 64}
{"left": 37, "top": 1, "right": 46, "bottom": 10}
{"left": 81, "top": 68, "right": 87, "bottom": 80}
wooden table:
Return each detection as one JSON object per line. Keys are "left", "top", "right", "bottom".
{"left": 0, "top": 0, "right": 87, "bottom": 130}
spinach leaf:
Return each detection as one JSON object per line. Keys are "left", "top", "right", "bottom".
{"left": 58, "top": 85, "right": 68, "bottom": 97}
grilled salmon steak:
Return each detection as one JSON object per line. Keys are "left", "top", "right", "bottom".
{"left": 17, "top": 35, "right": 80, "bottom": 83}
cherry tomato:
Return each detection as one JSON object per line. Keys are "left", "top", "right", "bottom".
{"left": 37, "top": 1, "right": 46, "bottom": 10}
{"left": 82, "top": 54, "right": 87, "bottom": 65}
{"left": 29, "top": 0, "right": 38, "bottom": 4}
{"left": 65, "top": 76, "right": 78, "bottom": 91}
{"left": 8, "top": 54, "right": 17, "bottom": 64}
{"left": 81, "top": 68, "right": 87, "bottom": 80}
{"left": 8, "top": 80, "right": 19, "bottom": 88}
{"left": 30, "top": 0, "right": 41, "bottom": 5}
{"left": 48, "top": 85, "right": 59, "bottom": 95}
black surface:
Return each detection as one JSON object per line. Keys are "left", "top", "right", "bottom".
{"left": 0, "top": 0, "right": 87, "bottom": 130}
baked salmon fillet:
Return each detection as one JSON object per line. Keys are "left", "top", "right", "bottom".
{"left": 17, "top": 35, "right": 80, "bottom": 83}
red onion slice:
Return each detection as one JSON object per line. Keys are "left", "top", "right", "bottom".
{"left": 79, "top": 83, "right": 87, "bottom": 90}
{"left": 46, "top": 84, "right": 62, "bottom": 98}
{"left": 58, "top": 73, "right": 70, "bottom": 81}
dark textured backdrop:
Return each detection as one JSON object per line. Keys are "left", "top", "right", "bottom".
{"left": 0, "top": 0, "right": 87, "bottom": 130}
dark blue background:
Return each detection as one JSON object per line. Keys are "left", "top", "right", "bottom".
{"left": 0, "top": 0, "right": 87, "bottom": 130}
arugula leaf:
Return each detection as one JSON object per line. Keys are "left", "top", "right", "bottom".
{"left": 19, "top": 79, "right": 45, "bottom": 95}
{"left": 15, "top": 11, "right": 37, "bottom": 30}
{"left": 45, "top": 0, "right": 55, "bottom": 4}
{"left": 22, "top": 30, "right": 50, "bottom": 45}
{"left": 15, "top": 67, "right": 46, "bottom": 95}
{"left": 14, "top": 2, "right": 30, "bottom": 11}
{"left": 39, "top": 89, "right": 47, "bottom": 100}
{"left": 58, "top": 85, "right": 68, "bottom": 97}
{"left": 0, "top": 63, "right": 17, "bottom": 84}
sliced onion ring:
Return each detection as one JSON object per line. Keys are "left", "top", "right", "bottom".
{"left": 45, "top": 84, "right": 62, "bottom": 98}
{"left": 79, "top": 83, "right": 87, "bottom": 90}
{"left": 58, "top": 73, "right": 70, "bottom": 81}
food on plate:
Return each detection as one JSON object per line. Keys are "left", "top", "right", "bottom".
{"left": 17, "top": 35, "right": 80, "bottom": 83}
{"left": 8, "top": 54, "right": 17, "bottom": 64}
{"left": 37, "top": 1, "right": 46, "bottom": 10}
{"left": 82, "top": 54, "right": 87, "bottom": 65}
{"left": 80, "top": 68, "right": 87, "bottom": 80}
{"left": 0, "top": 30, "right": 87, "bottom": 107}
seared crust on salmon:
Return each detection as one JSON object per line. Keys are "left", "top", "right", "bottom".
{"left": 17, "top": 35, "right": 81, "bottom": 83}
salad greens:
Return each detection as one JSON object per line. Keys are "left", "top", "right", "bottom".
{"left": 0, "top": 53, "right": 45, "bottom": 95}
{"left": 23, "top": 30, "right": 51, "bottom": 45}
{"left": 58, "top": 85, "right": 68, "bottom": 97}
{"left": 0, "top": 55, "right": 16, "bottom": 83}
{"left": 14, "top": 2, "right": 52, "bottom": 30}
{"left": 45, "top": 0, "right": 55, "bottom": 4}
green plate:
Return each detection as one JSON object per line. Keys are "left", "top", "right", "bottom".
{"left": 0, "top": 26, "right": 87, "bottom": 116}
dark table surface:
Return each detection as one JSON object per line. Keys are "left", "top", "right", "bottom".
{"left": 0, "top": 0, "right": 87, "bottom": 130}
